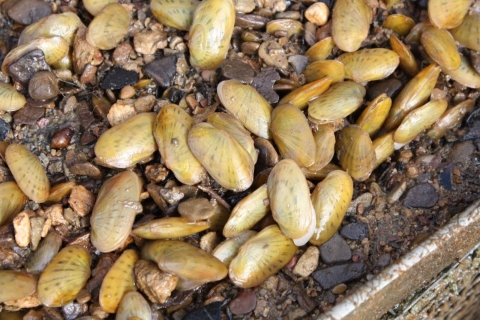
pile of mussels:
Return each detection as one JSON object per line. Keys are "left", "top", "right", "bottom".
{"left": 0, "top": 0, "right": 479, "bottom": 318}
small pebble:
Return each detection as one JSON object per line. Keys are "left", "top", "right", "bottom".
{"left": 320, "top": 233, "right": 352, "bottom": 264}
{"left": 7, "top": 0, "right": 51, "bottom": 24}
{"left": 221, "top": 59, "right": 255, "bottom": 83}
{"left": 305, "top": 2, "right": 330, "bottom": 26}
{"left": 340, "top": 223, "right": 369, "bottom": 241}
{"left": 119, "top": 85, "right": 136, "bottom": 99}
{"left": 448, "top": 141, "right": 475, "bottom": 169}
{"left": 28, "top": 71, "right": 59, "bottom": 101}
{"left": 288, "top": 55, "right": 309, "bottom": 74}
{"left": 51, "top": 127, "right": 74, "bottom": 148}
{"left": 0, "top": 118, "right": 10, "bottom": 140}
{"left": 293, "top": 246, "right": 319, "bottom": 277}
{"left": 68, "top": 185, "right": 95, "bottom": 217}
{"left": 107, "top": 103, "right": 137, "bottom": 126}
{"left": 13, "top": 210, "right": 31, "bottom": 247}
{"left": 367, "top": 78, "right": 403, "bottom": 101}
{"left": 183, "top": 301, "right": 222, "bottom": 320}
{"left": 229, "top": 289, "right": 256, "bottom": 315}
{"left": 331, "top": 283, "right": 347, "bottom": 294}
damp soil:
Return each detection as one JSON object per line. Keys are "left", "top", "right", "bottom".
{"left": 0, "top": 0, "right": 480, "bottom": 319}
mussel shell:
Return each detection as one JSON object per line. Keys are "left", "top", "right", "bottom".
{"left": 189, "top": 0, "right": 235, "bottom": 70}
{"left": 427, "top": 99, "right": 475, "bottom": 139}
{"left": 0, "top": 270, "right": 37, "bottom": 303}
{"left": 5, "top": 144, "right": 50, "bottom": 203}
{"left": 278, "top": 78, "right": 332, "bottom": 110}
{"left": 95, "top": 113, "right": 157, "bottom": 169}
{"left": 38, "top": 246, "right": 91, "bottom": 307}
{"left": 154, "top": 104, "right": 206, "bottom": 185}
{"left": 332, "top": 0, "right": 372, "bottom": 52}
{"left": 188, "top": 122, "right": 254, "bottom": 192}
{"left": 90, "top": 171, "right": 143, "bottom": 252}
{"left": 372, "top": 132, "right": 395, "bottom": 168}
{"left": 337, "top": 48, "right": 399, "bottom": 83}
{"left": 83, "top": 0, "right": 118, "bottom": 16}
{"left": 223, "top": 184, "right": 269, "bottom": 238}
{"left": 26, "top": 230, "right": 62, "bottom": 274}
{"left": 267, "top": 159, "right": 316, "bottom": 245}
{"left": 141, "top": 240, "right": 228, "bottom": 287}
{"left": 428, "top": 0, "right": 471, "bottom": 29}
{"left": 132, "top": 217, "right": 210, "bottom": 240}
{"left": 99, "top": 249, "right": 139, "bottom": 313}
{"left": 442, "top": 55, "right": 480, "bottom": 89}
{"left": 420, "top": 26, "right": 461, "bottom": 71}
{"left": 389, "top": 34, "right": 419, "bottom": 76}
{"left": 303, "top": 60, "right": 345, "bottom": 83}
{"left": 305, "top": 37, "right": 335, "bottom": 61}
{"left": 307, "top": 125, "right": 336, "bottom": 171}
{"left": 266, "top": 19, "right": 303, "bottom": 37}
{"left": 383, "top": 64, "right": 441, "bottom": 131}
{"left": 115, "top": 291, "right": 152, "bottom": 320}
{"left": 217, "top": 79, "right": 272, "bottom": 139}
{"left": 356, "top": 93, "right": 392, "bottom": 137}
{"left": 393, "top": 99, "right": 448, "bottom": 147}
{"left": 45, "top": 181, "right": 76, "bottom": 204}
{"left": 207, "top": 112, "right": 258, "bottom": 164}
{"left": 450, "top": 14, "right": 480, "bottom": 52}
{"left": 212, "top": 230, "right": 257, "bottom": 266}
{"left": 308, "top": 81, "right": 366, "bottom": 124}
{"left": 302, "top": 162, "right": 342, "bottom": 181}
{"left": 270, "top": 104, "right": 316, "bottom": 168}
{"left": 86, "top": 4, "right": 131, "bottom": 50}
{"left": 382, "top": 14, "right": 415, "bottom": 36}
{"left": 150, "top": 0, "right": 199, "bottom": 31}
{"left": 310, "top": 170, "right": 353, "bottom": 245}
{"left": 0, "top": 182, "right": 27, "bottom": 227}
{"left": 229, "top": 225, "right": 297, "bottom": 288}
{"left": 18, "top": 12, "right": 83, "bottom": 46}
{"left": 0, "top": 83, "right": 26, "bottom": 112}
{"left": 336, "top": 125, "right": 376, "bottom": 181}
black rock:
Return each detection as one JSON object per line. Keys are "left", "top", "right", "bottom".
{"left": 319, "top": 233, "right": 352, "bottom": 264}
{"left": 403, "top": 183, "right": 439, "bottom": 208}
{"left": 8, "top": 49, "right": 51, "bottom": 85}
{"left": 144, "top": 55, "right": 178, "bottom": 88}
{"left": 439, "top": 164, "right": 452, "bottom": 190}
{"left": 0, "top": 118, "right": 10, "bottom": 141}
{"left": 341, "top": 222, "right": 369, "bottom": 241}
{"left": 221, "top": 59, "right": 255, "bottom": 83}
{"left": 252, "top": 67, "right": 280, "bottom": 104}
{"left": 100, "top": 67, "right": 139, "bottom": 90}
{"left": 182, "top": 301, "right": 222, "bottom": 320}
{"left": 312, "top": 262, "right": 367, "bottom": 289}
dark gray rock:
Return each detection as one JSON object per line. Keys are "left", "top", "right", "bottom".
{"left": 403, "top": 183, "right": 439, "bottom": 208}
{"left": 312, "top": 262, "right": 367, "bottom": 289}
{"left": 143, "top": 55, "right": 177, "bottom": 88}
{"left": 8, "top": 49, "right": 51, "bottom": 85}
{"left": 252, "top": 67, "right": 280, "bottom": 104}
{"left": 320, "top": 233, "right": 352, "bottom": 264}
{"left": 288, "top": 55, "right": 309, "bottom": 75}
{"left": 341, "top": 222, "right": 369, "bottom": 240}
{"left": 377, "top": 253, "right": 391, "bottom": 267}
